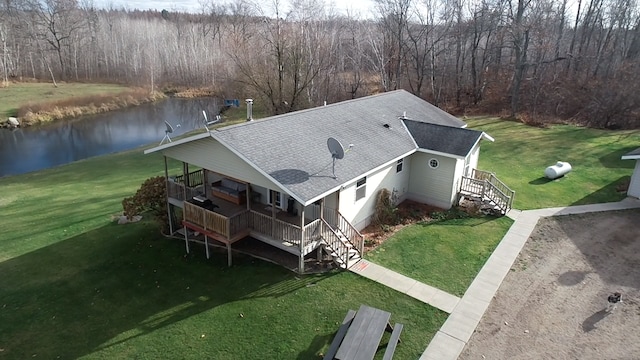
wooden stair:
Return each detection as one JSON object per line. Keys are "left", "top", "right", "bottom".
{"left": 320, "top": 220, "right": 361, "bottom": 269}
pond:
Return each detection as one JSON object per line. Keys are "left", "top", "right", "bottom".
{"left": 0, "top": 97, "right": 223, "bottom": 178}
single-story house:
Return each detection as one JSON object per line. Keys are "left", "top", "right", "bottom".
{"left": 145, "top": 90, "right": 513, "bottom": 272}
{"left": 622, "top": 148, "right": 640, "bottom": 198}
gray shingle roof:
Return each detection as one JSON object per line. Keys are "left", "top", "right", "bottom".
{"left": 403, "top": 119, "right": 484, "bottom": 157}
{"left": 213, "top": 90, "right": 467, "bottom": 204}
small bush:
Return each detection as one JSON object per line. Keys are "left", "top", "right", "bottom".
{"left": 374, "top": 188, "right": 398, "bottom": 227}
{"left": 122, "top": 176, "right": 168, "bottom": 232}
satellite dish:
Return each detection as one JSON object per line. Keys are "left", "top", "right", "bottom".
{"left": 327, "top": 137, "right": 353, "bottom": 179}
{"left": 160, "top": 120, "right": 174, "bottom": 145}
{"left": 327, "top": 137, "right": 345, "bottom": 159}
{"left": 202, "top": 110, "right": 220, "bottom": 132}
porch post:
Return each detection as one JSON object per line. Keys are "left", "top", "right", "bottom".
{"left": 246, "top": 182, "right": 250, "bottom": 210}
{"left": 164, "top": 156, "right": 174, "bottom": 235}
{"left": 319, "top": 198, "right": 324, "bottom": 221}
{"left": 271, "top": 190, "right": 277, "bottom": 238}
{"left": 227, "top": 243, "right": 232, "bottom": 267}
{"left": 299, "top": 207, "right": 305, "bottom": 273}
{"left": 203, "top": 169, "right": 208, "bottom": 195}
{"left": 205, "top": 235, "right": 210, "bottom": 259}
{"left": 184, "top": 162, "right": 190, "bottom": 187}
{"left": 182, "top": 162, "right": 188, "bottom": 201}
{"left": 183, "top": 224, "right": 190, "bottom": 254}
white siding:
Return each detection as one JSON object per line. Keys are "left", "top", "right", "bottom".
{"left": 162, "top": 137, "right": 277, "bottom": 190}
{"left": 629, "top": 161, "right": 640, "bottom": 198}
{"left": 407, "top": 152, "right": 462, "bottom": 209}
{"left": 466, "top": 143, "right": 481, "bottom": 176}
{"left": 338, "top": 157, "right": 412, "bottom": 231}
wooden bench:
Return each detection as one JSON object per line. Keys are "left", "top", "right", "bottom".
{"left": 323, "top": 309, "right": 356, "bottom": 360}
{"left": 382, "top": 323, "right": 403, "bottom": 360}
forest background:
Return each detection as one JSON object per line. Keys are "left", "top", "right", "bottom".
{"left": 1, "top": 0, "right": 639, "bottom": 129}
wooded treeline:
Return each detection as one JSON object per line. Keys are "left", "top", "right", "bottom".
{"left": 1, "top": 0, "right": 639, "bottom": 128}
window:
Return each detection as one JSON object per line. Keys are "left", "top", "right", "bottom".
{"left": 396, "top": 158, "right": 404, "bottom": 173}
{"left": 268, "top": 190, "right": 282, "bottom": 208}
{"left": 355, "top": 177, "right": 366, "bottom": 201}
{"left": 429, "top": 158, "right": 439, "bottom": 169}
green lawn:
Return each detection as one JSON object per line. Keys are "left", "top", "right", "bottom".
{"left": 366, "top": 216, "right": 514, "bottom": 297}
{"left": 466, "top": 117, "right": 639, "bottom": 209}
{"left": 0, "top": 82, "right": 130, "bottom": 118}
{"left": 0, "top": 148, "right": 445, "bottom": 359}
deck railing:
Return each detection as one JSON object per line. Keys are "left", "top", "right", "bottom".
{"left": 174, "top": 169, "right": 204, "bottom": 187}
{"left": 248, "top": 211, "right": 303, "bottom": 246}
{"left": 321, "top": 220, "right": 353, "bottom": 268}
{"left": 460, "top": 169, "right": 515, "bottom": 213}
{"left": 184, "top": 201, "right": 228, "bottom": 237}
{"left": 168, "top": 169, "right": 205, "bottom": 201}
{"left": 323, "top": 208, "right": 364, "bottom": 254}
{"left": 182, "top": 194, "right": 361, "bottom": 255}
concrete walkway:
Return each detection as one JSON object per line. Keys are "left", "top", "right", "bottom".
{"left": 349, "top": 259, "right": 461, "bottom": 314}
{"left": 420, "top": 197, "right": 640, "bottom": 360}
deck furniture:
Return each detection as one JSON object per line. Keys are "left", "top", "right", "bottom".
{"left": 211, "top": 178, "right": 247, "bottom": 205}
{"left": 328, "top": 305, "right": 403, "bottom": 360}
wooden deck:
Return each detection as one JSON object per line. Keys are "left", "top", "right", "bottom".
{"left": 460, "top": 169, "right": 515, "bottom": 214}
{"left": 180, "top": 198, "right": 322, "bottom": 256}
{"left": 165, "top": 168, "right": 363, "bottom": 269}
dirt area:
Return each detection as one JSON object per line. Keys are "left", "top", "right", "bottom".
{"left": 460, "top": 209, "right": 640, "bottom": 359}
{"left": 360, "top": 200, "right": 443, "bottom": 252}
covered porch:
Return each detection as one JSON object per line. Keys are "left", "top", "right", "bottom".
{"left": 164, "top": 165, "right": 329, "bottom": 272}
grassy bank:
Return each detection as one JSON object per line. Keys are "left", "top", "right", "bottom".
{"left": 466, "top": 117, "right": 639, "bottom": 209}
{"left": 0, "top": 147, "right": 445, "bottom": 359}
{"left": 1, "top": 82, "right": 129, "bottom": 118}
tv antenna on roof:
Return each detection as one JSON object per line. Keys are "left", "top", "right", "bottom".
{"left": 160, "top": 121, "right": 175, "bottom": 145}
{"left": 202, "top": 110, "right": 220, "bottom": 132}
{"left": 327, "top": 137, "right": 353, "bottom": 179}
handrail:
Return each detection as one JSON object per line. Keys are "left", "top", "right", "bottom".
{"left": 460, "top": 171, "right": 515, "bottom": 213}
{"left": 321, "top": 219, "right": 352, "bottom": 268}
{"left": 322, "top": 207, "right": 364, "bottom": 254}
{"left": 336, "top": 210, "right": 364, "bottom": 254}
{"left": 174, "top": 169, "right": 204, "bottom": 187}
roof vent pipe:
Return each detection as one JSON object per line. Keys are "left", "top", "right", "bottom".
{"left": 246, "top": 99, "right": 253, "bottom": 121}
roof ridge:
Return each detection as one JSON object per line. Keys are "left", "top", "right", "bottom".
{"left": 218, "top": 90, "right": 409, "bottom": 132}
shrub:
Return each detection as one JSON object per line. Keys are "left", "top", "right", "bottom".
{"left": 122, "top": 176, "right": 168, "bottom": 231}
{"left": 374, "top": 188, "right": 398, "bottom": 227}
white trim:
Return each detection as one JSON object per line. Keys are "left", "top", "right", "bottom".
{"left": 144, "top": 132, "right": 212, "bottom": 154}
{"left": 416, "top": 148, "right": 465, "bottom": 160}
{"left": 481, "top": 132, "right": 495, "bottom": 142}
{"left": 622, "top": 155, "right": 640, "bottom": 160}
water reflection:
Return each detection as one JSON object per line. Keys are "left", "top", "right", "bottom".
{"left": 0, "top": 97, "right": 221, "bottom": 177}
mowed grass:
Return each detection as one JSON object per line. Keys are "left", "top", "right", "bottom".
{"left": 0, "top": 148, "right": 445, "bottom": 359}
{"left": 366, "top": 216, "right": 514, "bottom": 297}
{"left": 466, "top": 117, "right": 639, "bottom": 209}
{"left": 0, "top": 82, "right": 130, "bottom": 118}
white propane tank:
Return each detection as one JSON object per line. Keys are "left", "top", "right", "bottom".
{"left": 545, "top": 161, "right": 572, "bottom": 179}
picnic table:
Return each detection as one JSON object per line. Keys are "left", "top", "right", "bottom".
{"left": 324, "top": 304, "right": 403, "bottom": 360}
